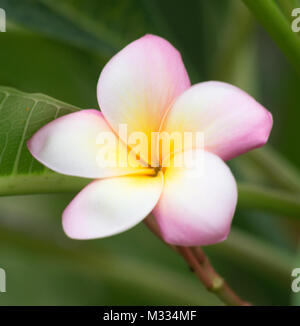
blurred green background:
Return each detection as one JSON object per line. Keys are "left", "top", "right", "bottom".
{"left": 0, "top": 0, "right": 299, "bottom": 305}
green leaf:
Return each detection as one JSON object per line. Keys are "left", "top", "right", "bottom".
{"left": 277, "top": 0, "right": 300, "bottom": 22}
{"left": 238, "top": 183, "right": 300, "bottom": 219}
{"left": 247, "top": 147, "right": 300, "bottom": 193}
{"left": 40, "top": 0, "right": 155, "bottom": 47}
{"left": 0, "top": 86, "right": 88, "bottom": 189}
{"left": 0, "top": 29, "right": 103, "bottom": 108}
{"left": 242, "top": 0, "right": 300, "bottom": 75}
{"left": 0, "top": 0, "right": 118, "bottom": 56}
{"left": 0, "top": 0, "right": 156, "bottom": 56}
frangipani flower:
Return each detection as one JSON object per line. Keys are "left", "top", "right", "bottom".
{"left": 27, "top": 35, "right": 272, "bottom": 246}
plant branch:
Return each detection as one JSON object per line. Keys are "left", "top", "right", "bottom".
{"left": 2, "top": 174, "right": 300, "bottom": 221}
{"left": 144, "top": 215, "right": 250, "bottom": 306}
{"left": 0, "top": 173, "right": 90, "bottom": 196}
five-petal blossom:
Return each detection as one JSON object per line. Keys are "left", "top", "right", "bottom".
{"left": 27, "top": 34, "right": 273, "bottom": 246}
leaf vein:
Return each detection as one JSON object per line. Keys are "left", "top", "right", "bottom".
{"left": 11, "top": 100, "right": 38, "bottom": 175}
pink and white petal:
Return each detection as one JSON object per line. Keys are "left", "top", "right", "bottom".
{"left": 153, "top": 150, "right": 237, "bottom": 246}
{"left": 63, "top": 172, "right": 164, "bottom": 239}
{"left": 27, "top": 110, "right": 146, "bottom": 179}
{"left": 97, "top": 34, "right": 190, "bottom": 161}
{"left": 162, "top": 81, "right": 273, "bottom": 161}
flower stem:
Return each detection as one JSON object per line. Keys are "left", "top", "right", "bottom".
{"left": 144, "top": 215, "right": 250, "bottom": 306}
{"left": 179, "top": 247, "right": 250, "bottom": 306}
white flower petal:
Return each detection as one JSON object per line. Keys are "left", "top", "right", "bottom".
{"left": 162, "top": 81, "right": 273, "bottom": 160}
{"left": 63, "top": 172, "right": 164, "bottom": 239}
{"left": 153, "top": 150, "right": 237, "bottom": 246}
{"left": 97, "top": 34, "right": 190, "bottom": 163}
{"left": 28, "top": 109, "right": 146, "bottom": 178}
